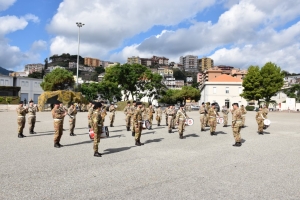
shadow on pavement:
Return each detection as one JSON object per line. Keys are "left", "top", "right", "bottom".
{"left": 107, "top": 134, "right": 124, "bottom": 138}
{"left": 102, "top": 146, "right": 135, "bottom": 155}
{"left": 215, "top": 131, "right": 227, "bottom": 135}
{"left": 110, "top": 129, "right": 124, "bottom": 132}
{"left": 185, "top": 133, "right": 200, "bottom": 138}
{"left": 152, "top": 126, "right": 165, "bottom": 130}
{"left": 241, "top": 139, "right": 246, "bottom": 143}
{"left": 144, "top": 138, "right": 164, "bottom": 144}
{"left": 64, "top": 140, "right": 93, "bottom": 147}
{"left": 26, "top": 132, "right": 54, "bottom": 137}
{"left": 143, "top": 131, "right": 155, "bottom": 135}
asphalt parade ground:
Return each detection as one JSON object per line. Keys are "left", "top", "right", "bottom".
{"left": 1, "top": 110, "right": 300, "bottom": 199}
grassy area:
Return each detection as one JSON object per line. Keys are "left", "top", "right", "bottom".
{"left": 0, "top": 96, "right": 20, "bottom": 105}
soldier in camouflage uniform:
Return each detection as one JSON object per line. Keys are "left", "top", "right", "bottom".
{"left": 68, "top": 103, "right": 77, "bottom": 136}
{"left": 240, "top": 105, "right": 247, "bottom": 128}
{"left": 91, "top": 102, "right": 104, "bottom": 157}
{"left": 166, "top": 105, "right": 175, "bottom": 133}
{"left": 175, "top": 104, "right": 189, "bottom": 139}
{"left": 231, "top": 103, "right": 242, "bottom": 147}
{"left": 199, "top": 102, "right": 206, "bottom": 131}
{"left": 208, "top": 103, "right": 218, "bottom": 136}
{"left": 172, "top": 106, "right": 177, "bottom": 129}
{"left": 205, "top": 102, "right": 211, "bottom": 127}
{"left": 146, "top": 104, "right": 155, "bottom": 129}
{"left": 28, "top": 100, "right": 38, "bottom": 134}
{"left": 123, "top": 101, "right": 133, "bottom": 131}
{"left": 16, "top": 101, "right": 28, "bottom": 138}
{"left": 52, "top": 100, "right": 67, "bottom": 148}
{"left": 163, "top": 105, "right": 170, "bottom": 126}
{"left": 155, "top": 106, "right": 162, "bottom": 126}
{"left": 262, "top": 105, "right": 269, "bottom": 116}
{"left": 222, "top": 106, "right": 229, "bottom": 127}
{"left": 109, "top": 103, "right": 116, "bottom": 127}
{"left": 256, "top": 106, "right": 267, "bottom": 135}
{"left": 133, "top": 102, "right": 144, "bottom": 146}
{"left": 87, "top": 101, "right": 94, "bottom": 129}
{"left": 130, "top": 101, "right": 137, "bottom": 136}
{"left": 100, "top": 101, "right": 107, "bottom": 123}
{"left": 59, "top": 102, "right": 67, "bottom": 131}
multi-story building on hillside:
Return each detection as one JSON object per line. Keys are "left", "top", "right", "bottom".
{"left": 127, "top": 56, "right": 141, "bottom": 65}
{"left": 198, "top": 57, "right": 214, "bottom": 71}
{"left": 24, "top": 64, "right": 44, "bottom": 74}
{"left": 84, "top": 57, "right": 101, "bottom": 67}
{"left": 179, "top": 55, "right": 198, "bottom": 72}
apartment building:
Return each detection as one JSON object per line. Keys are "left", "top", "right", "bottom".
{"left": 127, "top": 56, "right": 141, "bottom": 65}
{"left": 198, "top": 57, "right": 214, "bottom": 71}
{"left": 24, "top": 64, "right": 44, "bottom": 74}
{"left": 179, "top": 55, "right": 198, "bottom": 72}
{"left": 84, "top": 57, "right": 101, "bottom": 67}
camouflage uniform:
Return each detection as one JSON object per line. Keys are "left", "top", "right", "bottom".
{"left": 256, "top": 109, "right": 267, "bottom": 134}
{"left": 16, "top": 106, "right": 28, "bottom": 137}
{"left": 166, "top": 108, "right": 175, "bottom": 133}
{"left": 146, "top": 106, "right": 155, "bottom": 128}
{"left": 133, "top": 107, "right": 143, "bottom": 145}
{"left": 101, "top": 105, "right": 107, "bottom": 123}
{"left": 199, "top": 105, "right": 206, "bottom": 131}
{"left": 68, "top": 106, "right": 77, "bottom": 135}
{"left": 163, "top": 107, "right": 169, "bottom": 126}
{"left": 131, "top": 105, "right": 137, "bottom": 136}
{"left": 52, "top": 107, "right": 66, "bottom": 145}
{"left": 240, "top": 106, "right": 247, "bottom": 127}
{"left": 205, "top": 104, "right": 211, "bottom": 126}
{"left": 92, "top": 110, "right": 103, "bottom": 153}
{"left": 88, "top": 106, "right": 93, "bottom": 128}
{"left": 208, "top": 107, "right": 218, "bottom": 135}
{"left": 156, "top": 107, "right": 162, "bottom": 126}
{"left": 222, "top": 107, "right": 229, "bottom": 126}
{"left": 172, "top": 108, "right": 177, "bottom": 128}
{"left": 124, "top": 105, "right": 133, "bottom": 131}
{"left": 175, "top": 108, "right": 188, "bottom": 139}
{"left": 109, "top": 105, "right": 116, "bottom": 127}
{"left": 232, "top": 107, "right": 242, "bottom": 145}
{"left": 28, "top": 105, "right": 38, "bottom": 134}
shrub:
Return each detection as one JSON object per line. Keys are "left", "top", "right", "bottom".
{"left": 0, "top": 97, "right": 4, "bottom": 102}
{"left": 6, "top": 97, "right": 12, "bottom": 104}
{"left": 245, "top": 105, "right": 255, "bottom": 111}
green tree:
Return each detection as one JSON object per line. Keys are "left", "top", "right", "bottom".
{"left": 94, "top": 66, "right": 105, "bottom": 74}
{"left": 177, "top": 86, "right": 200, "bottom": 105}
{"left": 159, "top": 89, "right": 182, "bottom": 104}
{"left": 40, "top": 68, "right": 75, "bottom": 91}
{"left": 173, "top": 68, "right": 186, "bottom": 82}
{"left": 260, "top": 62, "right": 284, "bottom": 106}
{"left": 80, "top": 83, "right": 99, "bottom": 101}
{"left": 28, "top": 72, "right": 43, "bottom": 79}
{"left": 240, "top": 65, "right": 263, "bottom": 102}
{"left": 98, "top": 80, "right": 122, "bottom": 102}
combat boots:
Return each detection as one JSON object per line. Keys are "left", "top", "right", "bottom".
{"left": 29, "top": 131, "right": 36, "bottom": 134}
{"left": 94, "top": 152, "right": 102, "bottom": 157}
{"left": 20, "top": 133, "right": 26, "bottom": 137}
{"left": 18, "top": 134, "right": 23, "bottom": 138}
{"left": 135, "top": 140, "right": 141, "bottom": 146}
{"left": 179, "top": 134, "right": 183, "bottom": 139}
{"left": 126, "top": 127, "right": 130, "bottom": 131}
{"left": 132, "top": 132, "right": 135, "bottom": 137}
{"left": 138, "top": 139, "right": 144, "bottom": 145}
{"left": 232, "top": 142, "right": 242, "bottom": 147}
{"left": 201, "top": 128, "right": 205, "bottom": 132}
{"left": 110, "top": 124, "right": 114, "bottom": 127}
{"left": 168, "top": 130, "right": 172, "bottom": 133}
{"left": 54, "top": 143, "right": 60, "bottom": 148}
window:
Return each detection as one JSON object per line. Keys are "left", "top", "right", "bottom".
{"left": 5, "top": 80, "right": 8, "bottom": 85}
{"left": 238, "top": 87, "right": 242, "bottom": 94}
{"left": 21, "top": 81, "right": 25, "bottom": 86}
{"left": 26, "top": 81, "right": 29, "bottom": 87}
{"left": 225, "top": 87, "right": 229, "bottom": 94}
{"left": 213, "top": 87, "right": 217, "bottom": 94}
{"left": 0, "top": 79, "right": 3, "bottom": 85}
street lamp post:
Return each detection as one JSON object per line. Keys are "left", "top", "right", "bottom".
{"left": 76, "top": 22, "right": 85, "bottom": 90}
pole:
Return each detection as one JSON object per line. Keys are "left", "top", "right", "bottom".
{"left": 76, "top": 22, "right": 84, "bottom": 90}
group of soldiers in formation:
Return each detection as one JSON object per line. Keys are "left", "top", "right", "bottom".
{"left": 16, "top": 99, "right": 270, "bottom": 157}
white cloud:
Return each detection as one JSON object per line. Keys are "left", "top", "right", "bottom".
{"left": 0, "top": 0, "right": 16, "bottom": 11}
{"left": 31, "top": 40, "right": 47, "bottom": 52}
{"left": 0, "top": 15, "right": 28, "bottom": 35}
{"left": 23, "top": 14, "right": 40, "bottom": 23}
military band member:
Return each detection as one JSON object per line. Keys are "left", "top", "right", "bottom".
{"left": 124, "top": 101, "right": 133, "bottom": 131}
{"left": 17, "top": 101, "right": 28, "bottom": 138}
{"left": 146, "top": 104, "right": 155, "bottom": 129}
{"left": 91, "top": 102, "right": 104, "bottom": 157}
{"left": 208, "top": 103, "right": 219, "bottom": 136}
{"left": 175, "top": 104, "right": 189, "bottom": 139}
{"left": 155, "top": 106, "right": 162, "bottom": 126}
{"left": 163, "top": 105, "right": 170, "bottom": 126}
{"left": 68, "top": 104, "right": 77, "bottom": 136}
{"left": 133, "top": 102, "right": 144, "bottom": 146}
{"left": 256, "top": 106, "right": 267, "bottom": 135}
{"left": 172, "top": 106, "right": 177, "bottom": 129}
{"left": 87, "top": 101, "right": 94, "bottom": 128}
{"left": 262, "top": 105, "right": 269, "bottom": 116}
{"left": 52, "top": 100, "right": 67, "bottom": 148}
{"left": 59, "top": 102, "right": 67, "bottom": 131}
{"left": 28, "top": 100, "right": 38, "bottom": 134}
{"left": 240, "top": 105, "right": 247, "bottom": 128}
{"left": 131, "top": 101, "right": 137, "bottom": 136}
{"left": 109, "top": 103, "right": 116, "bottom": 127}
{"left": 231, "top": 103, "right": 242, "bottom": 147}
{"left": 222, "top": 106, "right": 229, "bottom": 127}
{"left": 166, "top": 105, "right": 175, "bottom": 133}
{"left": 205, "top": 102, "right": 211, "bottom": 127}
{"left": 199, "top": 102, "right": 206, "bottom": 131}
{"left": 100, "top": 101, "right": 107, "bottom": 123}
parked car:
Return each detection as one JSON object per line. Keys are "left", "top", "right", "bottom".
{"left": 191, "top": 105, "right": 200, "bottom": 110}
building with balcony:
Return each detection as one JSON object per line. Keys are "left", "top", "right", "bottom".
{"left": 157, "top": 67, "right": 173, "bottom": 78}
{"left": 24, "top": 64, "right": 44, "bottom": 74}
{"left": 198, "top": 57, "right": 214, "bottom": 71}
{"left": 127, "top": 56, "right": 141, "bottom": 65}
{"left": 179, "top": 55, "right": 198, "bottom": 72}
{"left": 84, "top": 57, "right": 101, "bottom": 67}
{"left": 140, "top": 56, "right": 169, "bottom": 67}
{"left": 163, "top": 78, "right": 184, "bottom": 89}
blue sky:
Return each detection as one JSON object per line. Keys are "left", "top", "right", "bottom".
{"left": 0, "top": 0, "right": 299, "bottom": 72}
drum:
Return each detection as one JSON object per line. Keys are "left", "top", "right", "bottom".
{"left": 101, "top": 126, "right": 109, "bottom": 138}
{"left": 89, "top": 129, "right": 94, "bottom": 140}
{"left": 142, "top": 120, "right": 151, "bottom": 130}
{"left": 217, "top": 117, "right": 224, "bottom": 124}
{"left": 263, "top": 119, "right": 271, "bottom": 129}
{"left": 185, "top": 118, "right": 194, "bottom": 126}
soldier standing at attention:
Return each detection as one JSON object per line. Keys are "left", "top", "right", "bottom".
{"left": 100, "top": 101, "right": 107, "bottom": 124}
{"left": 208, "top": 103, "right": 218, "bottom": 136}
{"left": 133, "top": 102, "right": 144, "bottom": 146}
{"left": 240, "top": 105, "right": 247, "bottom": 128}
{"left": 131, "top": 101, "right": 137, "bottom": 136}
{"left": 87, "top": 101, "right": 94, "bottom": 129}
{"left": 166, "top": 105, "right": 175, "bottom": 133}
{"left": 123, "top": 101, "right": 133, "bottom": 131}
{"left": 163, "top": 105, "right": 170, "bottom": 126}
{"left": 91, "top": 102, "right": 104, "bottom": 157}
{"left": 59, "top": 102, "right": 67, "bottom": 131}
{"left": 155, "top": 106, "right": 162, "bottom": 126}
{"left": 222, "top": 105, "right": 229, "bottom": 127}
{"left": 231, "top": 103, "right": 243, "bottom": 147}
{"left": 172, "top": 105, "right": 177, "bottom": 129}
{"left": 205, "top": 102, "right": 211, "bottom": 127}
{"left": 68, "top": 103, "right": 77, "bottom": 136}
{"left": 28, "top": 100, "right": 38, "bottom": 134}
{"left": 199, "top": 102, "right": 206, "bottom": 131}
{"left": 175, "top": 104, "right": 189, "bottom": 139}
{"left": 256, "top": 106, "right": 267, "bottom": 135}
{"left": 52, "top": 100, "right": 67, "bottom": 148}
{"left": 109, "top": 102, "right": 116, "bottom": 127}
{"left": 146, "top": 104, "right": 155, "bottom": 129}
{"left": 17, "top": 101, "right": 28, "bottom": 138}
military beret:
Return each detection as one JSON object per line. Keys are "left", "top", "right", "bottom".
{"left": 136, "top": 102, "right": 142, "bottom": 105}
{"left": 202, "top": 102, "right": 205, "bottom": 105}
{"left": 233, "top": 103, "right": 239, "bottom": 107}
{"left": 93, "top": 102, "right": 102, "bottom": 109}
{"left": 19, "top": 101, "right": 23, "bottom": 104}
{"left": 133, "top": 100, "right": 136, "bottom": 103}
{"left": 29, "top": 100, "right": 33, "bottom": 103}
{"left": 127, "top": 101, "right": 131, "bottom": 104}
{"left": 180, "top": 104, "right": 184, "bottom": 107}
{"left": 211, "top": 103, "right": 215, "bottom": 106}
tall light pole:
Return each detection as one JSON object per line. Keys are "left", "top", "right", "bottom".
{"left": 76, "top": 22, "right": 84, "bottom": 90}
